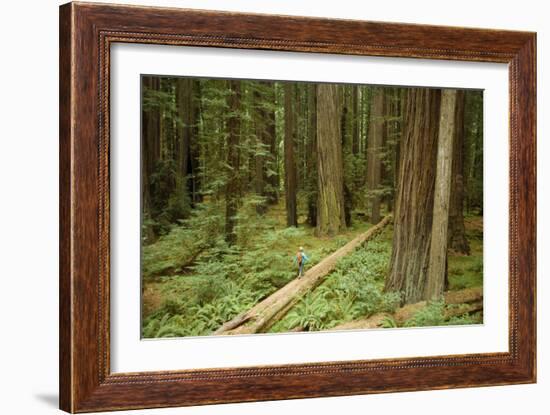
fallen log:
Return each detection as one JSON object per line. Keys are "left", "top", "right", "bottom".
{"left": 213, "top": 215, "right": 393, "bottom": 335}
{"left": 444, "top": 301, "right": 483, "bottom": 320}
{"left": 444, "top": 286, "right": 483, "bottom": 304}
{"left": 331, "top": 286, "right": 483, "bottom": 331}
{"left": 329, "top": 313, "right": 392, "bottom": 331}
{"left": 391, "top": 287, "right": 483, "bottom": 325}
{"left": 147, "top": 246, "right": 207, "bottom": 278}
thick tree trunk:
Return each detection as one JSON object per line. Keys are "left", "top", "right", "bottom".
{"left": 367, "top": 87, "right": 384, "bottom": 224}
{"left": 425, "top": 90, "right": 457, "bottom": 301}
{"left": 316, "top": 84, "right": 346, "bottom": 236}
{"left": 284, "top": 83, "right": 298, "bottom": 227}
{"left": 306, "top": 84, "right": 318, "bottom": 226}
{"left": 224, "top": 81, "right": 241, "bottom": 245}
{"left": 448, "top": 90, "right": 470, "bottom": 254}
{"left": 385, "top": 88, "right": 441, "bottom": 304}
{"left": 214, "top": 215, "right": 392, "bottom": 335}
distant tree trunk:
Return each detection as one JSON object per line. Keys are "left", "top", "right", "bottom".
{"left": 391, "top": 88, "right": 404, "bottom": 212}
{"left": 141, "top": 77, "right": 151, "bottom": 215}
{"left": 190, "top": 81, "right": 202, "bottom": 205}
{"left": 352, "top": 86, "right": 360, "bottom": 155}
{"left": 244, "top": 86, "right": 256, "bottom": 191}
{"left": 362, "top": 87, "right": 372, "bottom": 162}
{"left": 464, "top": 91, "right": 483, "bottom": 214}
{"left": 425, "top": 90, "right": 457, "bottom": 301}
{"left": 340, "top": 86, "right": 349, "bottom": 149}
{"left": 284, "top": 83, "right": 298, "bottom": 227}
{"left": 384, "top": 88, "right": 396, "bottom": 212}
{"left": 385, "top": 88, "right": 441, "bottom": 304}
{"left": 224, "top": 81, "right": 241, "bottom": 245}
{"left": 341, "top": 86, "right": 353, "bottom": 227}
{"left": 175, "top": 78, "right": 201, "bottom": 208}
{"left": 158, "top": 78, "right": 167, "bottom": 162}
{"left": 343, "top": 184, "right": 353, "bottom": 227}
{"left": 176, "top": 78, "right": 193, "bottom": 200}
{"left": 265, "top": 83, "right": 279, "bottom": 205}
{"left": 473, "top": 105, "right": 484, "bottom": 214}
{"left": 380, "top": 89, "right": 392, "bottom": 211}
{"left": 151, "top": 77, "right": 161, "bottom": 165}
{"left": 295, "top": 85, "right": 306, "bottom": 188}
{"left": 254, "top": 87, "right": 267, "bottom": 215}
{"left": 254, "top": 147, "right": 266, "bottom": 215}
{"left": 163, "top": 79, "right": 176, "bottom": 161}
{"left": 306, "top": 84, "right": 318, "bottom": 226}
{"left": 448, "top": 90, "right": 470, "bottom": 255}
{"left": 367, "top": 87, "right": 384, "bottom": 224}
{"left": 141, "top": 76, "right": 160, "bottom": 242}
{"left": 316, "top": 84, "right": 346, "bottom": 236}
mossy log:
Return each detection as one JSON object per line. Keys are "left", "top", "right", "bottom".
{"left": 331, "top": 286, "right": 483, "bottom": 331}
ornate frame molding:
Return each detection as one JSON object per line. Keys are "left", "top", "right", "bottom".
{"left": 60, "top": 2, "right": 536, "bottom": 412}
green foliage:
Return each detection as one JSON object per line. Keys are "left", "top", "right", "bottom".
{"left": 142, "top": 274, "right": 258, "bottom": 338}
{"left": 284, "top": 293, "right": 331, "bottom": 331}
{"left": 140, "top": 75, "right": 485, "bottom": 339}
{"left": 142, "top": 83, "right": 178, "bottom": 119}
{"left": 233, "top": 195, "right": 273, "bottom": 248}
{"left": 404, "top": 300, "right": 446, "bottom": 327}
{"left": 141, "top": 201, "right": 224, "bottom": 279}
{"left": 380, "top": 315, "right": 398, "bottom": 328}
{"left": 142, "top": 198, "right": 375, "bottom": 338}
{"left": 146, "top": 159, "right": 192, "bottom": 237}
{"left": 446, "top": 311, "right": 483, "bottom": 326}
{"left": 448, "top": 227, "right": 483, "bottom": 290}
{"left": 143, "top": 210, "right": 484, "bottom": 338}
{"left": 272, "top": 228, "right": 401, "bottom": 333}
{"left": 402, "top": 301, "right": 483, "bottom": 329}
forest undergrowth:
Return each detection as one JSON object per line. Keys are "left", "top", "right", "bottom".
{"left": 271, "top": 218, "right": 483, "bottom": 333}
{"left": 141, "top": 197, "right": 483, "bottom": 339}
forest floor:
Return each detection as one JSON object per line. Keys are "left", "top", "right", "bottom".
{"left": 141, "top": 200, "right": 483, "bottom": 338}
{"left": 268, "top": 215, "right": 483, "bottom": 333}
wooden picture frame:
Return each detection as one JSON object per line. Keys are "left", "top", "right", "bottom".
{"left": 59, "top": 2, "right": 536, "bottom": 412}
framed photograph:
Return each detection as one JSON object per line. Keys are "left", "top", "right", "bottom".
{"left": 59, "top": 2, "right": 536, "bottom": 412}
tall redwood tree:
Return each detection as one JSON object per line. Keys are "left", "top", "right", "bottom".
{"left": 316, "top": 84, "right": 346, "bottom": 236}
{"left": 385, "top": 88, "right": 441, "bottom": 304}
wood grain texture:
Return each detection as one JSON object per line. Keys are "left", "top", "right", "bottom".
{"left": 59, "top": 2, "right": 536, "bottom": 412}
{"left": 59, "top": 3, "right": 73, "bottom": 411}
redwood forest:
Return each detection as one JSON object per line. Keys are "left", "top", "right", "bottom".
{"left": 141, "top": 76, "right": 484, "bottom": 338}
